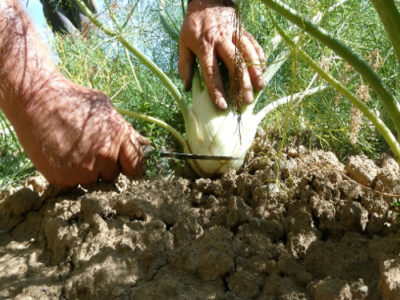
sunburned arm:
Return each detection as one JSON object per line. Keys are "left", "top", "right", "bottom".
{"left": 0, "top": 0, "right": 148, "bottom": 190}
{"left": 0, "top": 0, "right": 59, "bottom": 124}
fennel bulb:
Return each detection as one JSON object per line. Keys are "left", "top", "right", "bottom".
{"left": 186, "top": 71, "right": 264, "bottom": 177}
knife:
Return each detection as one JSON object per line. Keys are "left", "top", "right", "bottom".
{"left": 142, "top": 145, "right": 239, "bottom": 161}
{"left": 160, "top": 152, "right": 239, "bottom": 160}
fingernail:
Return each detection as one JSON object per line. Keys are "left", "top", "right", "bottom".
{"left": 257, "top": 76, "right": 265, "bottom": 90}
{"left": 217, "top": 98, "right": 227, "bottom": 110}
{"left": 245, "top": 90, "right": 254, "bottom": 104}
{"left": 257, "top": 68, "right": 265, "bottom": 90}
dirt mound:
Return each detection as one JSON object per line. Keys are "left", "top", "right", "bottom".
{"left": 1, "top": 148, "right": 400, "bottom": 300}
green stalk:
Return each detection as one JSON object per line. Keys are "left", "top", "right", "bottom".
{"left": 254, "top": 0, "right": 348, "bottom": 105}
{"left": 115, "top": 108, "right": 205, "bottom": 176}
{"left": 116, "top": 108, "right": 189, "bottom": 153}
{"left": 270, "top": 12, "right": 400, "bottom": 162}
{"left": 253, "top": 48, "right": 290, "bottom": 104}
{"left": 255, "top": 85, "right": 330, "bottom": 123}
{"left": 121, "top": 0, "right": 139, "bottom": 30}
{"left": 370, "top": 0, "right": 400, "bottom": 65}
{"left": 103, "top": 0, "right": 142, "bottom": 92}
{"left": 159, "top": 0, "right": 180, "bottom": 42}
{"left": 75, "top": 0, "right": 190, "bottom": 124}
{"left": 104, "top": 0, "right": 120, "bottom": 30}
{"left": 79, "top": 0, "right": 205, "bottom": 174}
{"left": 124, "top": 47, "right": 142, "bottom": 92}
{"left": 260, "top": 0, "right": 400, "bottom": 140}
{"left": 181, "top": 0, "right": 186, "bottom": 17}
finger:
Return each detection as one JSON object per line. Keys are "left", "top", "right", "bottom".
{"left": 131, "top": 129, "right": 149, "bottom": 146}
{"left": 118, "top": 132, "right": 144, "bottom": 178}
{"left": 242, "top": 66, "right": 253, "bottom": 104}
{"left": 234, "top": 34, "right": 265, "bottom": 91}
{"left": 216, "top": 40, "right": 253, "bottom": 104}
{"left": 178, "top": 41, "right": 196, "bottom": 92}
{"left": 243, "top": 31, "right": 266, "bottom": 72}
{"left": 199, "top": 50, "right": 228, "bottom": 110}
{"left": 58, "top": 184, "right": 78, "bottom": 192}
{"left": 80, "top": 179, "right": 99, "bottom": 189}
{"left": 50, "top": 167, "right": 96, "bottom": 190}
{"left": 78, "top": 163, "right": 101, "bottom": 188}
{"left": 99, "top": 160, "right": 121, "bottom": 183}
{"left": 49, "top": 177, "right": 78, "bottom": 192}
{"left": 93, "top": 122, "right": 123, "bottom": 184}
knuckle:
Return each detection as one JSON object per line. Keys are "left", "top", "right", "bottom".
{"left": 203, "top": 64, "right": 218, "bottom": 80}
{"left": 244, "top": 82, "right": 253, "bottom": 92}
{"left": 79, "top": 162, "right": 96, "bottom": 174}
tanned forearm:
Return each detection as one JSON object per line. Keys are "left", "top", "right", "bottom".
{"left": 0, "top": 0, "right": 148, "bottom": 189}
{"left": 0, "top": 0, "right": 60, "bottom": 128}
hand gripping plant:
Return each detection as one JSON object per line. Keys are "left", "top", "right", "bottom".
{"left": 76, "top": 0, "right": 396, "bottom": 178}
{"left": 185, "top": 68, "right": 264, "bottom": 176}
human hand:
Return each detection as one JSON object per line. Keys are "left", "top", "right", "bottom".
{"left": 179, "top": 0, "right": 266, "bottom": 110}
{"left": 0, "top": 0, "right": 148, "bottom": 190}
{"left": 13, "top": 75, "right": 148, "bottom": 190}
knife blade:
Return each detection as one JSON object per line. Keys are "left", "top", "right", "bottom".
{"left": 160, "top": 152, "right": 239, "bottom": 161}
{"left": 141, "top": 145, "right": 238, "bottom": 160}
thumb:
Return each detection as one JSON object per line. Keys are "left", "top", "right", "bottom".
{"left": 178, "top": 41, "right": 196, "bottom": 92}
{"left": 119, "top": 130, "right": 148, "bottom": 177}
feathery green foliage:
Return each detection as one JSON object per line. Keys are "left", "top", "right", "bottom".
{"left": 0, "top": 113, "right": 34, "bottom": 190}
{"left": 2, "top": 0, "right": 400, "bottom": 186}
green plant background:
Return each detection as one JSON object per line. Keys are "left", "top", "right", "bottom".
{"left": 1, "top": 0, "right": 399, "bottom": 189}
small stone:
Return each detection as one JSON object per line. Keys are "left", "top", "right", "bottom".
{"left": 381, "top": 156, "right": 399, "bottom": 174}
{"left": 268, "top": 183, "right": 279, "bottom": 194}
{"left": 287, "top": 148, "right": 298, "bottom": 157}
{"left": 345, "top": 156, "right": 378, "bottom": 187}
{"left": 25, "top": 175, "right": 48, "bottom": 194}
{"left": 339, "top": 180, "right": 361, "bottom": 199}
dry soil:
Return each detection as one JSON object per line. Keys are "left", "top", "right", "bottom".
{"left": 1, "top": 144, "right": 400, "bottom": 300}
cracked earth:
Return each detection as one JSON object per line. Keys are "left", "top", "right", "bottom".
{"left": 1, "top": 143, "right": 400, "bottom": 299}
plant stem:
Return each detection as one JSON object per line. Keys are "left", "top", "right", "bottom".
{"left": 254, "top": 0, "right": 348, "bottom": 106}
{"left": 370, "top": 0, "right": 400, "bottom": 66}
{"left": 260, "top": 0, "right": 400, "bottom": 140}
{"left": 159, "top": 0, "right": 180, "bottom": 42}
{"left": 123, "top": 47, "right": 142, "bottom": 92}
{"left": 75, "top": 0, "right": 190, "bottom": 124}
{"left": 269, "top": 12, "right": 400, "bottom": 162}
{"left": 104, "top": 0, "right": 121, "bottom": 30}
{"left": 117, "top": 106, "right": 206, "bottom": 177}
{"left": 103, "top": 0, "right": 142, "bottom": 93}
{"left": 121, "top": 0, "right": 139, "bottom": 30}
{"left": 256, "top": 85, "right": 330, "bottom": 122}
{"left": 116, "top": 107, "right": 189, "bottom": 153}
{"left": 181, "top": 0, "right": 186, "bottom": 17}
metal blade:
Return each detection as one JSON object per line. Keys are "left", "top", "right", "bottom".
{"left": 141, "top": 146, "right": 239, "bottom": 161}
{"left": 160, "top": 152, "right": 239, "bottom": 161}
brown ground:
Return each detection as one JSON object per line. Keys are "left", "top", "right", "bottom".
{"left": 1, "top": 142, "right": 400, "bottom": 300}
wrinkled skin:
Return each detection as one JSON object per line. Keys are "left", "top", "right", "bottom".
{"left": 13, "top": 76, "right": 149, "bottom": 190}
{"left": 0, "top": 0, "right": 148, "bottom": 190}
{"left": 0, "top": 0, "right": 263, "bottom": 190}
{"left": 179, "top": 0, "right": 266, "bottom": 110}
